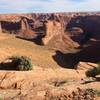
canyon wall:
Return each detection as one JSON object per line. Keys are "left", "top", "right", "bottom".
{"left": 0, "top": 12, "right": 100, "bottom": 53}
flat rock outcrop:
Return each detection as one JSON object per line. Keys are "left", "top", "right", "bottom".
{"left": 0, "top": 69, "right": 99, "bottom": 100}
{"left": 76, "top": 62, "right": 98, "bottom": 70}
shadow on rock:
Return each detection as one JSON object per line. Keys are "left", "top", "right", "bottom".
{"left": 53, "top": 42, "right": 100, "bottom": 69}
{"left": 16, "top": 35, "right": 43, "bottom": 45}
{"left": 0, "top": 62, "right": 18, "bottom": 70}
{"left": 52, "top": 51, "right": 79, "bottom": 69}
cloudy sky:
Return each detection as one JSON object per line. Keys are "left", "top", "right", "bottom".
{"left": 0, "top": 0, "right": 100, "bottom": 13}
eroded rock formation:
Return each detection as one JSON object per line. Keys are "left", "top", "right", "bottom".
{"left": 41, "top": 20, "right": 80, "bottom": 52}
{"left": 0, "top": 12, "right": 100, "bottom": 59}
{"left": 21, "top": 18, "right": 29, "bottom": 31}
{"left": 42, "top": 20, "right": 64, "bottom": 45}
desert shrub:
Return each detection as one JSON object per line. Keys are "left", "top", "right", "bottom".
{"left": 86, "top": 63, "right": 100, "bottom": 77}
{"left": 86, "top": 88, "right": 100, "bottom": 96}
{"left": 86, "top": 66, "right": 100, "bottom": 77}
{"left": 9, "top": 55, "right": 33, "bottom": 71}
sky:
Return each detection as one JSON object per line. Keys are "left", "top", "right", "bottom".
{"left": 0, "top": 0, "right": 100, "bottom": 13}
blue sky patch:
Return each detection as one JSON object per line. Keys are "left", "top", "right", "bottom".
{"left": 0, "top": 0, "right": 99, "bottom": 13}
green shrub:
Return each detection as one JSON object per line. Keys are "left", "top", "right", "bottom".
{"left": 86, "top": 63, "right": 100, "bottom": 77}
{"left": 86, "top": 88, "right": 100, "bottom": 96}
{"left": 9, "top": 55, "right": 33, "bottom": 71}
{"left": 86, "top": 66, "right": 100, "bottom": 77}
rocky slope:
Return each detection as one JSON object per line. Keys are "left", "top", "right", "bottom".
{"left": 0, "top": 68, "right": 99, "bottom": 100}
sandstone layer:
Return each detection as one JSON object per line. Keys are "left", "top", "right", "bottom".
{"left": 0, "top": 68, "right": 99, "bottom": 100}
{"left": 0, "top": 12, "right": 100, "bottom": 53}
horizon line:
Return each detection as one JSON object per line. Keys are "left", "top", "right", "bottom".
{"left": 0, "top": 11, "right": 100, "bottom": 15}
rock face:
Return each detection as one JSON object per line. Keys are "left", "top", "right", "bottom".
{"left": 0, "top": 22, "right": 2, "bottom": 33}
{"left": 21, "top": 18, "right": 28, "bottom": 31}
{"left": 41, "top": 20, "right": 79, "bottom": 52}
{"left": 42, "top": 20, "right": 64, "bottom": 45}
{"left": 18, "top": 17, "right": 36, "bottom": 38}
{"left": 66, "top": 15, "right": 100, "bottom": 48}
{"left": 0, "top": 12, "right": 100, "bottom": 53}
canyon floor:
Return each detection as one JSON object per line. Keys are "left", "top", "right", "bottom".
{"left": 0, "top": 33, "right": 99, "bottom": 100}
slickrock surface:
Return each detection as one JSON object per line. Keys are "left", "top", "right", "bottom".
{"left": 77, "top": 62, "right": 98, "bottom": 70}
{"left": 0, "top": 68, "right": 99, "bottom": 100}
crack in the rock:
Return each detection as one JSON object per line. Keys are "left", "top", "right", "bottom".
{"left": 0, "top": 72, "right": 10, "bottom": 88}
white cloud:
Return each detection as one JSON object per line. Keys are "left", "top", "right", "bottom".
{"left": 0, "top": 0, "right": 100, "bottom": 13}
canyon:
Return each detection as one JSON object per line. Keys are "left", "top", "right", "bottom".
{"left": 0, "top": 12, "right": 100, "bottom": 66}
{"left": 0, "top": 12, "right": 100, "bottom": 99}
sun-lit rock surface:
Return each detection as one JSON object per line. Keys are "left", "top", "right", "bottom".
{"left": 0, "top": 13, "right": 99, "bottom": 99}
